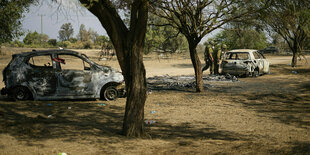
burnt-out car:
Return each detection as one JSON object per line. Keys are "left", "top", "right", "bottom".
{"left": 1, "top": 49, "right": 125, "bottom": 101}
{"left": 221, "top": 49, "right": 270, "bottom": 77}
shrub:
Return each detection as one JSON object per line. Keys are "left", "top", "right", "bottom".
{"left": 48, "top": 39, "right": 57, "bottom": 46}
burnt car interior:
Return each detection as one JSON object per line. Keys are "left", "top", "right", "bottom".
{"left": 227, "top": 53, "right": 250, "bottom": 60}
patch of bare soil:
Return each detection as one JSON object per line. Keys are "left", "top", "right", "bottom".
{"left": 0, "top": 49, "right": 309, "bottom": 154}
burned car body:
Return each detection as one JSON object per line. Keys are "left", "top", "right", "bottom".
{"left": 1, "top": 49, "right": 125, "bottom": 100}
{"left": 221, "top": 49, "right": 270, "bottom": 77}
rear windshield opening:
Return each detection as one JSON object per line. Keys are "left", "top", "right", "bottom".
{"left": 226, "top": 52, "right": 250, "bottom": 60}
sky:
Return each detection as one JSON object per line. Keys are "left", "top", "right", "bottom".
{"left": 21, "top": 0, "right": 216, "bottom": 43}
{"left": 21, "top": 1, "right": 107, "bottom": 40}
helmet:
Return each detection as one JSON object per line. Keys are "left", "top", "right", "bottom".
{"left": 222, "top": 44, "right": 227, "bottom": 49}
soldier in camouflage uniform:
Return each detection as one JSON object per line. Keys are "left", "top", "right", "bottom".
{"left": 219, "top": 44, "right": 228, "bottom": 74}
{"left": 202, "top": 41, "right": 214, "bottom": 74}
{"left": 212, "top": 43, "right": 222, "bottom": 75}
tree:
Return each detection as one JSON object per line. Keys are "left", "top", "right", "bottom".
{"left": 145, "top": 14, "right": 187, "bottom": 54}
{"left": 144, "top": 14, "right": 165, "bottom": 54}
{"left": 78, "top": 0, "right": 149, "bottom": 137}
{"left": 0, "top": 0, "right": 38, "bottom": 44}
{"left": 58, "top": 23, "right": 74, "bottom": 41}
{"left": 48, "top": 39, "right": 57, "bottom": 46}
{"left": 88, "top": 28, "right": 99, "bottom": 43}
{"left": 77, "top": 24, "right": 90, "bottom": 42}
{"left": 23, "top": 31, "right": 49, "bottom": 45}
{"left": 95, "top": 35, "right": 110, "bottom": 48}
{"left": 153, "top": 0, "right": 271, "bottom": 92}
{"left": 260, "top": 0, "right": 310, "bottom": 67}
{"left": 212, "top": 24, "right": 268, "bottom": 50}
{"left": 161, "top": 26, "right": 187, "bottom": 53}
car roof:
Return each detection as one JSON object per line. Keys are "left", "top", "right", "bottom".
{"left": 13, "top": 49, "right": 82, "bottom": 57}
{"left": 227, "top": 49, "right": 257, "bottom": 53}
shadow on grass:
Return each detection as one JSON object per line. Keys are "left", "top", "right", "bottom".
{"left": 270, "top": 64, "right": 310, "bottom": 75}
{"left": 234, "top": 92, "right": 310, "bottom": 129}
{"left": 299, "top": 81, "right": 310, "bottom": 92}
{"left": 289, "top": 141, "right": 310, "bottom": 154}
{"left": 0, "top": 98, "right": 246, "bottom": 144}
{"left": 0, "top": 100, "right": 124, "bottom": 142}
{"left": 147, "top": 122, "right": 248, "bottom": 142}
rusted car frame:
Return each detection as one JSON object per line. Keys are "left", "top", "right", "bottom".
{"left": 1, "top": 49, "right": 125, "bottom": 100}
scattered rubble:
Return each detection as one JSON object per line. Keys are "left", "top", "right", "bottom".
{"left": 98, "top": 103, "right": 106, "bottom": 106}
{"left": 145, "top": 120, "right": 156, "bottom": 125}
{"left": 147, "top": 74, "right": 238, "bottom": 91}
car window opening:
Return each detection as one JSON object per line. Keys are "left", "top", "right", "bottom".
{"left": 29, "top": 55, "right": 53, "bottom": 68}
{"left": 227, "top": 52, "right": 249, "bottom": 60}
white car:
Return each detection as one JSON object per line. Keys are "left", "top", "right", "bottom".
{"left": 221, "top": 49, "right": 270, "bottom": 77}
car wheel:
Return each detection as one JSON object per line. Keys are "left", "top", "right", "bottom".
{"left": 102, "top": 86, "right": 118, "bottom": 101}
{"left": 252, "top": 70, "right": 259, "bottom": 77}
{"left": 12, "top": 87, "right": 31, "bottom": 101}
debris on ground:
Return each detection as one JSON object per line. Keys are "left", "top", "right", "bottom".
{"left": 292, "top": 71, "right": 297, "bottom": 74}
{"left": 148, "top": 90, "right": 152, "bottom": 94}
{"left": 98, "top": 103, "right": 106, "bottom": 106}
{"left": 145, "top": 120, "right": 156, "bottom": 125}
{"left": 47, "top": 103, "right": 53, "bottom": 106}
{"left": 151, "top": 110, "right": 156, "bottom": 114}
{"left": 147, "top": 74, "right": 238, "bottom": 90}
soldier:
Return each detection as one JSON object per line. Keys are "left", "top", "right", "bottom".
{"left": 212, "top": 43, "right": 223, "bottom": 75}
{"left": 202, "top": 41, "right": 214, "bottom": 74}
{"left": 219, "top": 44, "right": 228, "bottom": 74}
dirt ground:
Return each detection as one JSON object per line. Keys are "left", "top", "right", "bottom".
{"left": 0, "top": 48, "right": 309, "bottom": 154}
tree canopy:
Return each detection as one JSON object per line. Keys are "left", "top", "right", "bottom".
{"left": 260, "top": 0, "right": 310, "bottom": 66}
{"left": 58, "top": 23, "right": 74, "bottom": 41}
{"left": 210, "top": 23, "right": 268, "bottom": 50}
{"left": 0, "top": 0, "right": 38, "bottom": 44}
{"left": 145, "top": 14, "right": 187, "bottom": 54}
{"left": 23, "top": 31, "right": 49, "bottom": 45}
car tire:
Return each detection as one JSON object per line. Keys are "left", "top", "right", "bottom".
{"left": 12, "top": 87, "right": 31, "bottom": 101}
{"left": 102, "top": 86, "right": 118, "bottom": 101}
{"left": 252, "top": 70, "right": 259, "bottom": 77}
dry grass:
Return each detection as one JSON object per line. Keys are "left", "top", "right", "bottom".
{"left": 0, "top": 49, "right": 309, "bottom": 154}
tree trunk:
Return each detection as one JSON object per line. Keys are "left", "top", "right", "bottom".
{"left": 188, "top": 41, "right": 204, "bottom": 92}
{"left": 122, "top": 42, "right": 147, "bottom": 137}
{"left": 290, "top": 42, "right": 298, "bottom": 67}
{"left": 79, "top": 0, "right": 148, "bottom": 137}
{"left": 291, "top": 51, "right": 298, "bottom": 67}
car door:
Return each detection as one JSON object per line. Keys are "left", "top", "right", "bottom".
{"left": 55, "top": 54, "right": 95, "bottom": 96}
{"left": 252, "top": 51, "right": 264, "bottom": 74}
{"left": 27, "top": 54, "right": 57, "bottom": 96}
{"left": 257, "top": 52, "right": 270, "bottom": 73}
